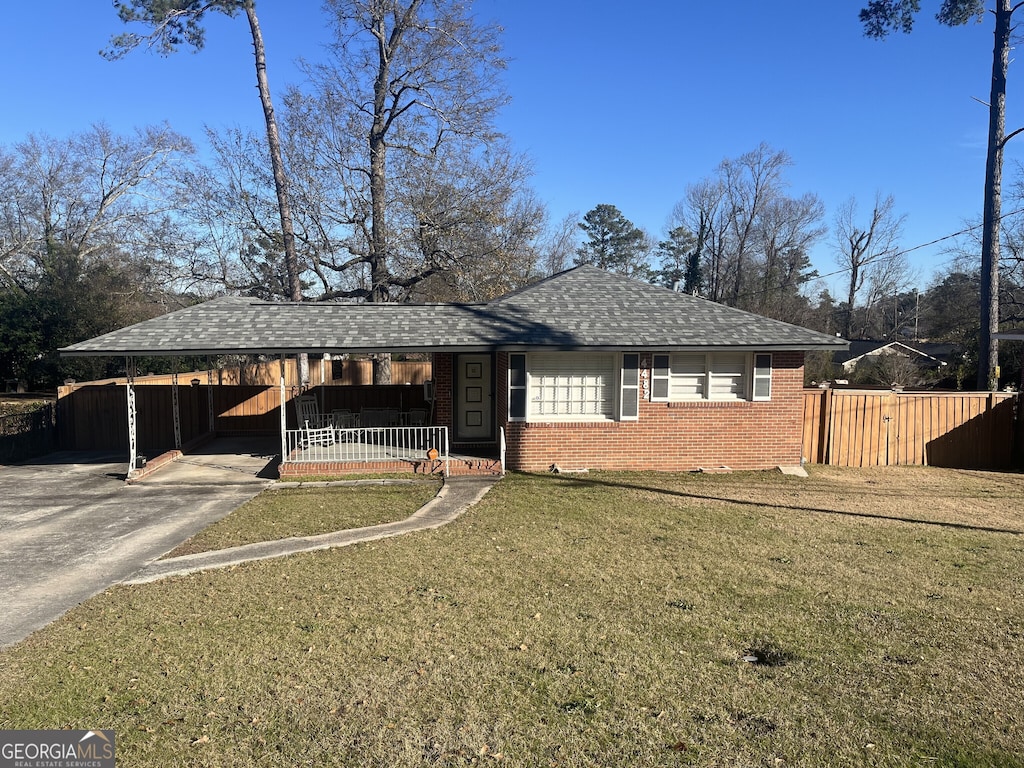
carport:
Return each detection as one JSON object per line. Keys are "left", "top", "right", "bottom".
{"left": 59, "top": 297, "right": 508, "bottom": 480}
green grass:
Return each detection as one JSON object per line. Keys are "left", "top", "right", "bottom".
{"left": 1, "top": 466, "right": 1022, "bottom": 766}
{"left": 163, "top": 480, "right": 442, "bottom": 557}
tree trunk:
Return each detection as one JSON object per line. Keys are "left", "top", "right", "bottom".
{"left": 844, "top": 262, "right": 858, "bottom": 340}
{"left": 978, "top": 0, "right": 1012, "bottom": 391}
{"left": 245, "top": 3, "right": 308, "bottom": 384}
{"left": 245, "top": 3, "right": 300, "bottom": 302}
{"left": 368, "top": 9, "right": 397, "bottom": 385}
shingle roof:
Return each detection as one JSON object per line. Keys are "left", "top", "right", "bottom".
{"left": 60, "top": 265, "right": 848, "bottom": 357}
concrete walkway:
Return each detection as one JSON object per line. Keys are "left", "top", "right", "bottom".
{"left": 125, "top": 475, "right": 498, "bottom": 584}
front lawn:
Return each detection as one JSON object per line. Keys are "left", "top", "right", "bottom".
{"left": 1, "top": 466, "right": 1022, "bottom": 766}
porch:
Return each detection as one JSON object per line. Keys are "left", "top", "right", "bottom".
{"left": 282, "top": 425, "right": 503, "bottom": 477}
{"left": 56, "top": 376, "right": 503, "bottom": 479}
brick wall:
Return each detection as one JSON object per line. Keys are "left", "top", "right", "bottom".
{"left": 433, "top": 353, "right": 454, "bottom": 431}
{"left": 436, "top": 350, "right": 806, "bottom": 472}
{"left": 502, "top": 351, "right": 806, "bottom": 472}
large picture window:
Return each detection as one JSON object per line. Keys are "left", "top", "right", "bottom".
{"left": 507, "top": 352, "right": 616, "bottom": 421}
{"left": 650, "top": 352, "right": 770, "bottom": 402}
{"left": 530, "top": 352, "right": 615, "bottom": 419}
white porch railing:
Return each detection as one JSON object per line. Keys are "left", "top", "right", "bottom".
{"left": 284, "top": 425, "right": 450, "bottom": 475}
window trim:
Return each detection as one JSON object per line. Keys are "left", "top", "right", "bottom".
{"left": 619, "top": 353, "right": 640, "bottom": 421}
{"left": 507, "top": 352, "right": 527, "bottom": 421}
{"left": 752, "top": 352, "right": 772, "bottom": 401}
{"left": 651, "top": 353, "right": 670, "bottom": 402}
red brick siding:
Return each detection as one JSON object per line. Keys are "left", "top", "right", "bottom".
{"left": 495, "top": 351, "right": 510, "bottom": 426}
{"left": 433, "top": 353, "right": 454, "bottom": 431}
{"left": 501, "top": 351, "right": 805, "bottom": 472}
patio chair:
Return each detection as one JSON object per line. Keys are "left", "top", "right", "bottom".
{"left": 331, "top": 408, "right": 357, "bottom": 428}
{"left": 294, "top": 394, "right": 335, "bottom": 447}
{"left": 360, "top": 407, "right": 389, "bottom": 427}
{"left": 406, "top": 408, "right": 428, "bottom": 426}
{"left": 330, "top": 408, "right": 360, "bottom": 442}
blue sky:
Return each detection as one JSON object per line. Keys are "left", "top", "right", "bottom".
{"left": 1, "top": 1, "right": 1019, "bottom": 295}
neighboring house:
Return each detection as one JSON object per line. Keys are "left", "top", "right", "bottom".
{"left": 61, "top": 266, "right": 846, "bottom": 474}
{"left": 833, "top": 340, "right": 952, "bottom": 387}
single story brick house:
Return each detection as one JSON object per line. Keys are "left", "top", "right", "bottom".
{"left": 62, "top": 266, "right": 847, "bottom": 475}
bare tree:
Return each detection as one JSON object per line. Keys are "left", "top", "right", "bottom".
{"left": 0, "top": 125, "right": 196, "bottom": 388}
{"left": 298, "top": 0, "right": 510, "bottom": 291}
{"left": 104, "top": 0, "right": 302, "bottom": 303}
{"left": 672, "top": 178, "right": 729, "bottom": 302}
{"left": 755, "top": 193, "right": 826, "bottom": 320}
{"left": 0, "top": 124, "right": 194, "bottom": 293}
{"left": 284, "top": 0, "right": 519, "bottom": 382}
{"left": 670, "top": 144, "right": 825, "bottom": 320}
{"left": 537, "top": 212, "right": 580, "bottom": 277}
{"left": 832, "top": 193, "right": 907, "bottom": 339}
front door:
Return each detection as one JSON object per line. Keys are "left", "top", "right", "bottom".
{"left": 455, "top": 354, "right": 493, "bottom": 442}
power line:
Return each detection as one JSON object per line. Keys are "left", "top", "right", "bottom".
{"left": 718, "top": 205, "right": 1024, "bottom": 304}
{"left": 805, "top": 205, "right": 1024, "bottom": 285}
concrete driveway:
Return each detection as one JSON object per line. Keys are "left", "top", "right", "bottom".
{"left": 0, "top": 438, "right": 278, "bottom": 648}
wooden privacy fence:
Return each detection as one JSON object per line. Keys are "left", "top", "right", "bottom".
{"left": 56, "top": 384, "right": 280, "bottom": 452}
{"left": 56, "top": 383, "right": 431, "bottom": 453}
{"left": 67, "top": 359, "right": 433, "bottom": 388}
{"left": 803, "top": 389, "right": 1020, "bottom": 469}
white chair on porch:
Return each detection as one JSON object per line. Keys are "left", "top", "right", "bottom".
{"left": 294, "top": 394, "right": 335, "bottom": 447}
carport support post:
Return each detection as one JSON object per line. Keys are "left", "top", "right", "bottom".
{"left": 279, "top": 354, "right": 287, "bottom": 463}
{"left": 171, "top": 372, "right": 182, "bottom": 450}
{"left": 126, "top": 356, "right": 138, "bottom": 480}
{"left": 207, "top": 365, "right": 215, "bottom": 433}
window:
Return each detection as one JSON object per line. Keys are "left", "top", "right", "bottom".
{"left": 752, "top": 353, "right": 772, "bottom": 400}
{"left": 508, "top": 353, "right": 527, "bottom": 419}
{"left": 649, "top": 352, "right": 770, "bottom": 402}
{"left": 708, "top": 352, "right": 746, "bottom": 400}
{"left": 670, "top": 353, "right": 707, "bottom": 400}
{"left": 620, "top": 353, "right": 640, "bottom": 420}
{"left": 511, "top": 352, "right": 616, "bottom": 421}
{"left": 531, "top": 352, "right": 615, "bottom": 419}
{"left": 652, "top": 354, "right": 670, "bottom": 400}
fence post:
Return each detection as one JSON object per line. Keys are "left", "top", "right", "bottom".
{"left": 885, "top": 390, "right": 898, "bottom": 466}
{"left": 206, "top": 365, "right": 215, "bottom": 433}
{"left": 171, "top": 372, "right": 182, "bottom": 450}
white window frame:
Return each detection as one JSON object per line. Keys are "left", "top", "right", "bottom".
{"left": 507, "top": 353, "right": 527, "bottom": 421}
{"left": 648, "top": 351, "right": 771, "bottom": 403}
{"left": 524, "top": 352, "right": 616, "bottom": 422}
{"left": 619, "top": 353, "right": 640, "bottom": 421}
{"left": 651, "top": 353, "right": 671, "bottom": 401}
{"left": 752, "top": 353, "right": 772, "bottom": 401}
